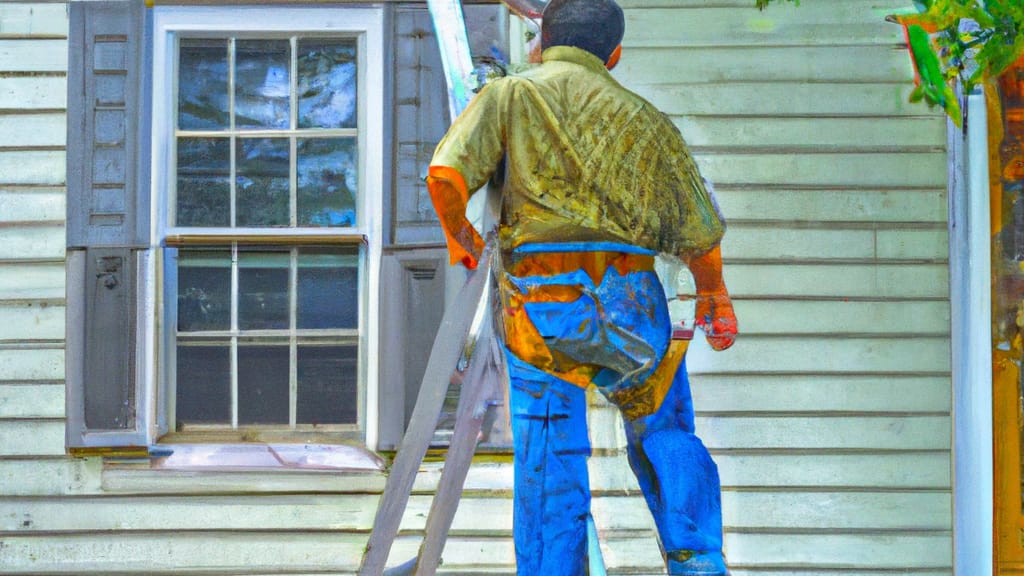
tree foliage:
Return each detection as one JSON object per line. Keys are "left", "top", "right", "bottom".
{"left": 755, "top": 0, "right": 1024, "bottom": 126}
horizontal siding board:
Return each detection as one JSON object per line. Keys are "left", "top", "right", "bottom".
{"left": 732, "top": 300, "right": 950, "bottom": 336}
{"left": 615, "top": 46, "right": 913, "bottom": 84}
{"left": 0, "top": 348, "right": 63, "bottom": 381}
{"left": 0, "top": 4, "right": 68, "bottom": 37}
{"left": 685, "top": 336, "right": 951, "bottom": 374}
{"left": 589, "top": 452, "right": 951, "bottom": 492}
{"left": 0, "top": 224, "right": 65, "bottom": 260}
{"left": 0, "top": 533, "right": 369, "bottom": 574}
{"left": 0, "top": 459, "right": 102, "bottom": 496}
{"left": 640, "top": 82, "right": 936, "bottom": 117}
{"left": 0, "top": 419, "right": 65, "bottom": 456}
{"left": 714, "top": 189, "right": 947, "bottom": 223}
{"left": 0, "top": 263, "right": 64, "bottom": 300}
{"left": 0, "top": 76, "right": 65, "bottom": 109}
{"left": 724, "top": 263, "right": 949, "bottom": 299}
{"left": 696, "top": 152, "right": 947, "bottom": 188}
{"left": 877, "top": 228, "right": 949, "bottom": 260}
{"left": 715, "top": 452, "right": 950, "bottom": 489}
{"left": 0, "top": 113, "right": 65, "bottom": 147}
{"left": 0, "top": 302, "right": 64, "bottom": 341}
{"left": 691, "top": 375, "right": 951, "bottom": 412}
{"left": 724, "top": 532, "right": 951, "bottom": 568}
{"left": 722, "top": 226, "right": 876, "bottom": 261}
{"left": 675, "top": 115, "right": 946, "bottom": 150}
{"left": 0, "top": 495, "right": 380, "bottom": 532}
{"left": 0, "top": 150, "right": 65, "bottom": 185}
{"left": 0, "top": 383, "right": 64, "bottom": 418}
{"left": 101, "top": 467, "right": 388, "bottom": 495}
{"left": 623, "top": 4, "right": 905, "bottom": 48}
{"left": 0, "top": 188, "right": 65, "bottom": 223}
{"left": 0, "top": 39, "right": 66, "bottom": 72}
{"left": 695, "top": 415, "right": 950, "bottom": 450}
{"left": 722, "top": 491, "right": 950, "bottom": 530}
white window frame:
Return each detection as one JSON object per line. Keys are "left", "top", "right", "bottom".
{"left": 148, "top": 6, "right": 384, "bottom": 448}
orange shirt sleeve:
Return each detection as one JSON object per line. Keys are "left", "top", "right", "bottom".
{"left": 426, "top": 165, "right": 485, "bottom": 269}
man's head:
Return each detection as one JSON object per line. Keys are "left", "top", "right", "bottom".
{"left": 541, "top": 0, "right": 625, "bottom": 65}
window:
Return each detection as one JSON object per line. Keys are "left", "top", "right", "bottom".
{"left": 151, "top": 7, "right": 384, "bottom": 444}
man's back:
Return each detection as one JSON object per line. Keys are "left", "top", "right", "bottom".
{"left": 432, "top": 45, "right": 724, "bottom": 259}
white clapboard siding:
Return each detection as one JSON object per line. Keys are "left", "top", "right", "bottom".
{"left": 714, "top": 188, "right": 948, "bottom": 223}
{"left": 676, "top": 115, "right": 947, "bottom": 150}
{"left": 721, "top": 224, "right": 947, "bottom": 261}
{"left": 0, "top": 262, "right": 65, "bottom": 300}
{"left": 0, "top": 382, "right": 64, "bottom": 417}
{"left": 0, "top": 302, "right": 64, "bottom": 341}
{"left": 0, "top": 150, "right": 65, "bottom": 186}
{"left": 691, "top": 375, "right": 951, "bottom": 412}
{"left": 0, "top": 459, "right": 102, "bottom": 496}
{"left": 0, "top": 3, "right": 68, "bottom": 37}
{"left": 0, "top": 76, "right": 66, "bottom": 109}
{"left": 0, "top": 224, "right": 65, "bottom": 261}
{"left": 725, "top": 262, "right": 949, "bottom": 298}
{"left": 0, "top": 419, "right": 65, "bottom": 456}
{"left": 0, "top": 39, "right": 66, "bottom": 71}
{"left": 0, "top": 114, "right": 65, "bottom": 147}
{"left": 0, "top": 347, "right": 63, "bottom": 381}
{"left": 696, "top": 152, "right": 946, "bottom": 188}
{"left": 733, "top": 300, "right": 950, "bottom": 335}
{"left": 0, "top": 187, "right": 65, "bottom": 222}
{"left": 618, "top": 46, "right": 912, "bottom": 84}
{"left": 645, "top": 82, "right": 930, "bottom": 116}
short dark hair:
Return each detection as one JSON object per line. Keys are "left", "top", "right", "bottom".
{"left": 541, "top": 0, "right": 625, "bottom": 63}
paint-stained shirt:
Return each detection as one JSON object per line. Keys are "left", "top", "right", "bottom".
{"left": 430, "top": 45, "right": 724, "bottom": 259}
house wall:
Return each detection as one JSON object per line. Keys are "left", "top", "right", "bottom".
{"left": 0, "top": 1, "right": 952, "bottom": 574}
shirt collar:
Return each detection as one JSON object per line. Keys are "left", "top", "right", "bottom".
{"left": 541, "top": 46, "right": 612, "bottom": 77}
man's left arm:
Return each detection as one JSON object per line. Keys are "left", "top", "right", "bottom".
{"left": 687, "top": 245, "right": 737, "bottom": 351}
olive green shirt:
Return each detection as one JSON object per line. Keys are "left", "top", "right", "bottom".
{"left": 431, "top": 45, "right": 724, "bottom": 258}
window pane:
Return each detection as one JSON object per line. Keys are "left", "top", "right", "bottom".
{"left": 238, "top": 343, "right": 289, "bottom": 425}
{"left": 297, "top": 248, "right": 358, "bottom": 329}
{"left": 297, "top": 138, "right": 357, "bottom": 227}
{"left": 236, "top": 138, "right": 290, "bottom": 226}
{"left": 297, "top": 345, "right": 357, "bottom": 424}
{"left": 238, "top": 250, "right": 289, "bottom": 330}
{"left": 177, "top": 250, "right": 231, "bottom": 331}
{"left": 298, "top": 39, "right": 357, "bottom": 129}
{"left": 177, "top": 137, "right": 230, "bottom": 227}
{"left": 178, "top": 39, "right": 229, "bottom": 130}
{"left": 235, "top": 40, "right": 290, "bottom": 130}
{"left": 176, "top": 342, "right": 231, "bottom": 425}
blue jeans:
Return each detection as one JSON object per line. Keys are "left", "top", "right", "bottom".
{"left": 504, "top": 250, "right": 725, "bottom": 575}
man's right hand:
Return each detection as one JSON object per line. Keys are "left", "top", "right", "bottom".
{"left": 696, "top": 293, "right": 737, "bottom": 351}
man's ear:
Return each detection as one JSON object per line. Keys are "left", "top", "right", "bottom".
{"left": 606, "top": 44, "right": 622, "bottom": 70}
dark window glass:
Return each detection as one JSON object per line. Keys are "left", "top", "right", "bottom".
{"left": 178, "top": 39, "right": 229, "bottom": 130}
{"left": 176, "top": 137, "right": 230, "bottom": 227}
{"left": 297, "top": 248, "right": 358, "bottom": 329}
{"left": 238, "top": 344, "right": 289, "bottom": 424}
{"left": 297, "top": 345, "right": 358, "bottom": 424}
{"left": 176, "top": 342, "right": 231, "bottom": 425}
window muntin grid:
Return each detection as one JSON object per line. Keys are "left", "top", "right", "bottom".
{"left": 169, "top": 34, "right": 365, "bottom": 434}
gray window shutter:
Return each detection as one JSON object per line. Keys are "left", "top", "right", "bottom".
{"left": 378, "top": 5, "right": 508, "bottom": 449}
{"left": 66, "top": 0, "right": 152, "bottom": 453}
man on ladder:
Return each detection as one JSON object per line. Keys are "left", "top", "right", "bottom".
{"left": 426, "top": 0, "right": 738, "bottom": 573}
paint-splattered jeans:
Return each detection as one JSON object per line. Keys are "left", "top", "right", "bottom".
{"left": 502, "top": 243, "right": 726, "bottom": 575}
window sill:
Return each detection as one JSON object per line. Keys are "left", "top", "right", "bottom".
{"left": 144, "top": 442, "right": 386, "bottom": 472}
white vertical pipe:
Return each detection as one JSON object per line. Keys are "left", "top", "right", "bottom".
{"left": 951, "top": 90, "right": 993, "bottom": 575}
